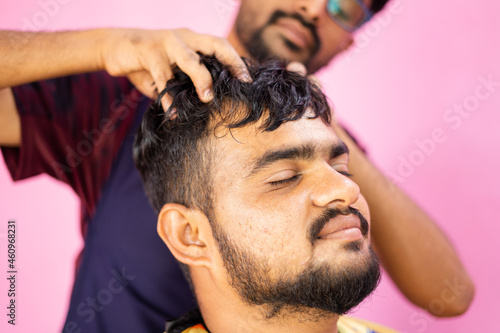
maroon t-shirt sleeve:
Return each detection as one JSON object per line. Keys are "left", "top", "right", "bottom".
{"left": 1, "top": 72, "right": 144, "bottom": 217}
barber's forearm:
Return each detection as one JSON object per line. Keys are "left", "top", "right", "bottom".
{"left": 0, "top": 30, "right": 105, "bottom": 88}
{"left": 334, "top": 123, "right": 474, "bottom": 316}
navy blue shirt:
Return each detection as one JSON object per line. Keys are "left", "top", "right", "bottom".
{"left": 1, "top": 72, "right": 197, "bottom": 332}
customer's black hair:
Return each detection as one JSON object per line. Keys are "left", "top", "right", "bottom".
{"left": 134, "top": 54, "right": 331, "bottom": 218}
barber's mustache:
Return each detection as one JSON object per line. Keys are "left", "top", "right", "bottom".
{"left": 308, "top": 207, "right": 369, "bottom": 244}
{"left": 267, "top": 10, "right": 321, "bottom": 54}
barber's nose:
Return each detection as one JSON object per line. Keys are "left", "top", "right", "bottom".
{"left": 294, "top": 0, "right": 328, "bottom": 22}
{"left": 311, "top": 166, "right": 360, "bottom": 209}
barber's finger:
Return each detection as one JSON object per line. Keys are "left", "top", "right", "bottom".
{"left": 128, "top": 71, "right": 173, "bottom": 111}
{"left": 149, "top": 61, "right": 175, "bottom": 110}
{"left": 183, "top": 32, "right": 251, "bottom": 82}
{"left": 285, "top": 62, "right": 322, "bottom": 88}
{"left": 170, "top": 45, "right": 214, "bottom": 103}
{"left": 213, "top": 45, "right": 251, "bottom": 83}
{"left": 128, "top": 71, "right": 156, "bottom": 99}
{"left": 146, "top": 53, "right": 173, "bottom": 95}
{"left": 161, "top": 91, "right": 174, "bottom": 111}
{"left": 286, "top": 61, "right": 307, "bottom": 76}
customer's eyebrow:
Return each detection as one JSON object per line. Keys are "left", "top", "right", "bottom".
{"left": 329, "top": 141, "right": 349, "bottom": 160}
{"left": 247, "top": 142, "right": 349, "bottom": 178}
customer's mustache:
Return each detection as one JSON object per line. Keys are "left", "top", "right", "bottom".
{"left": 308, "top": 207, "right": 369, "bottom": 244}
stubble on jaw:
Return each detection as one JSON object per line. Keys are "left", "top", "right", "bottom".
{"left": 211, "top": 217, "right": 381, "bottom": 321}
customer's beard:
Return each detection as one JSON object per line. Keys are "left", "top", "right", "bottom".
{"left": 211, "top": 214, "right": 381, "bottom": 320}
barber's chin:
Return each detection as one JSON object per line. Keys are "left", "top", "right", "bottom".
{"left": 262, "top": 30, "right": 311, "bottom": 63}
{"left": 279, "top": 41, "right": 312, "bottom": 63}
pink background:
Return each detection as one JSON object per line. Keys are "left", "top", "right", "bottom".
{"left": 0, "top": 0, "right": 498, "bottom": 331}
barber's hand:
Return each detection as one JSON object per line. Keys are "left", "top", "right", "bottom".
{"left": 286, "top": 61, "right": 323, "bottom": 87}
{"left": 100, "top": 28, "right": 251, "bottom": 109}
{"left": 286, "top": 62, "right": 307, "bottom": 76}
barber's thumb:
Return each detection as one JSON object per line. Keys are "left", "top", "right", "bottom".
{"left": 286, "top": 62, "right": 307, "bottom": 76}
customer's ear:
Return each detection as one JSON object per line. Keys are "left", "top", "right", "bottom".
{"left": 157, "top": 203, "right": 212, "bottom": 267}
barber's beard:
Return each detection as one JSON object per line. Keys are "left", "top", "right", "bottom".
{"left": 238, "top": 10, "right": 321, "bottom": 70}
{"left": 211, "top": 212, "right": 381, "bottom": 320}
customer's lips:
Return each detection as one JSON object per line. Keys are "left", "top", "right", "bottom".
{"left": 317, "top": 214, "right": 363, "bottom": 242}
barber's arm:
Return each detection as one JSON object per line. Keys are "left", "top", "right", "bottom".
{"left": 0, "top": 28, "right": 250, "bottom": 146}
{"left": 333, "top": 122, "right": 475, "bottom": 317}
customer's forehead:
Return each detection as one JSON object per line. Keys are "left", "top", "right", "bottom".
{"left": 212, "top": 116, "right": 337, "bottom": 172}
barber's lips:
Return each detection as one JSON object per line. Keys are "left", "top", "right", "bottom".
{"left": 276, "top": 17, "right": 313, "bottom": 50}
{"left": 317, "top": 214, "right": 363, "bottom": 242}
